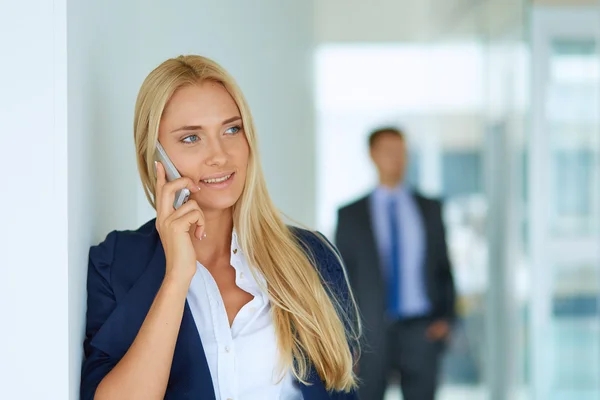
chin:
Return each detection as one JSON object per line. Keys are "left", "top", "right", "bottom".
{"left": 196, "top": 194, "right": 240, "bottom": 213}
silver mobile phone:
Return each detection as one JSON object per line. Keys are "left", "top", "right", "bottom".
{"left": 154, "top": 142, "right": 190, "bottom": 209}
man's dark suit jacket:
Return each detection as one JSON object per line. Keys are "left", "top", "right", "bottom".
{"left": 335, "top": 191, "right": 456, "bottom": 362}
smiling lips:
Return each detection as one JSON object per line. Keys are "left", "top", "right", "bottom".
{"left": 199, "top": 172, "right": 235, "bottom": 187}
{"left": 201, "top": 174, "right": 231, "bottom": 183}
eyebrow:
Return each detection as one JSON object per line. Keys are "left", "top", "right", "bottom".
{"left": 170, "top": 116, "right": 242, "bottom": 134}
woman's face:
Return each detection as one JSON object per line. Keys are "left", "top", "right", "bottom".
{"left": 157, "top": 81, "right": 250, "bottom": 213}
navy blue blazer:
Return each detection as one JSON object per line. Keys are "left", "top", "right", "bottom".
{"left": 81, "top": 219, "right": 357, "bottom": 400}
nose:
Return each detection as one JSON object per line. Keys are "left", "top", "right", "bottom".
{"left": 204, "top": 136, "right": 227, "bottom": 167}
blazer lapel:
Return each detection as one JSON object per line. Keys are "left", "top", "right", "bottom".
{"left": 357, "top": 195, "right": 382, "bottom": 276}
{"left": 411, "top": 191, "right": 432, "bottom": 268}
{"left": 168, "top": 300, "right": 215, "bottom": 399}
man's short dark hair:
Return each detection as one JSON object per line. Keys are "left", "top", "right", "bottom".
{"left": 368, "top": 127, "right": 405, "bottom": 148}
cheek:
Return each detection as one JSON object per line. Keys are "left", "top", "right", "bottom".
{"left": 234, "top": 139, "right": 250, "bottom": 172}
{"left": 177, "top": 151, "right": 205, "bottom": 179}
{"left": 386, "top": 159, "right": 401, "bottom": 171}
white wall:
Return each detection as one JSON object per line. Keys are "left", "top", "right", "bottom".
{"left": 0, "top": 0, "right": 69, "bottom": 398}
{"left": 2, "top": 1, "right": 314, "bottom": 398}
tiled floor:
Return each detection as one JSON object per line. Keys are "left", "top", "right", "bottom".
{"left": 384, "top": 384, "right": 530, "bottom": 400}
{"left": 384, "top": 385, "right": 488, "bottom": 400}
{"left": 385, "top": 385, "right": 598, "bottom": 400}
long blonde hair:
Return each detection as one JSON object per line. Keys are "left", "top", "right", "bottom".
{"left": 133, "top": 55, "right": 360, "bottom": 391}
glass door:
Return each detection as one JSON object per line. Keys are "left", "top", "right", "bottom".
{"left": 530, "top": 6, "right": 600, "bottom": 400}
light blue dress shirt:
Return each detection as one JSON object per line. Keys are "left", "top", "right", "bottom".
{"left": 370, "top": 184, "right": 431, "bottom": 318}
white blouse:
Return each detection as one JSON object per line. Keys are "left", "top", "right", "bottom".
{"left": 186, "top": 230, "right": 303, "bottom": 400}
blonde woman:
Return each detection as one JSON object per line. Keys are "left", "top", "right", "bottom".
{"left": 80, "top": 55, "right": 360, "bottom": 400}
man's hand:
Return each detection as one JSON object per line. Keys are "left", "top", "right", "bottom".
{"left": 426, "top": 319, "right": 450, "bottom": 341}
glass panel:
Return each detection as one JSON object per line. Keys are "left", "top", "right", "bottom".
{"left": 545, "top": 38, "right": 600, "bottom": 400}
{"left": 547, "top": 39, "right": 600, "bottom": 237}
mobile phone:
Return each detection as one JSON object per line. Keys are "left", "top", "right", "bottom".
{"left": 154, "top": 141, "right": 190, "bottom": 209}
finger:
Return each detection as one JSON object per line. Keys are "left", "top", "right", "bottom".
{"left": 167, "top": 201, "right": 205, "bottom": 237}
{"left": 160, "top": 177, "right": 201, "bottom": 217}
{"left": 155, "top": 161, "right": 167, "bottom": 210}
{"left": 168, "top": 199, "right": 201, "bottom": 221}
{"left": 172, "top": 209, "right": 204, "bottom": 235}
{"left": 194, "top": 225, "right": 206, "bottom": 241}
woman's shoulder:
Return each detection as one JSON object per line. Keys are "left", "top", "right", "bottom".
{"left": 288, "top": 226, "right": 344, "bottom": 279}
{"left": 88, "top": 219, "right": 160, "bottom": 286}
{"left": 91, "top": 219, "right": 158, "bottom": 260}
{"left": 289, "top": 226, "right": 334, "bottom": 254}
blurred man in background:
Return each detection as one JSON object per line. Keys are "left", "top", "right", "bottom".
{"left": 335, "top": 127, "right": 456, "bottom": 400}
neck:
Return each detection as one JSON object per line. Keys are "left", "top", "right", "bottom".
{"left": 379, "top": 176, "right": 403, "bottom": 189}
{"left": 190, "top": 208, "right": 234, "bottom": 268}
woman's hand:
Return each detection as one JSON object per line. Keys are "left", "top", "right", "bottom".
{"left": 155, "top": 161, "right": 204, "bottom": 283}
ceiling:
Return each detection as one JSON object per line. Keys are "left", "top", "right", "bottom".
{"left": 314, "top": 0, "right": 591, "bottom": 43}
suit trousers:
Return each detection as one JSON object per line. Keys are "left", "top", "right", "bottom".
{"left": 358, "top": 316, "right": 444, "bottom": 400}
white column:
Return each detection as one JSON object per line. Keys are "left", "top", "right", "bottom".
{"left": 0, "top": 0, "right": 69, "bottom": 398}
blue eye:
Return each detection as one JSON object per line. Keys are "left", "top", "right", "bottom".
{"left": 182, "top": 135, "right": 199, "bottom": 144}
{"left": 225, "top": 126, "right": 241, "bottom": 135}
